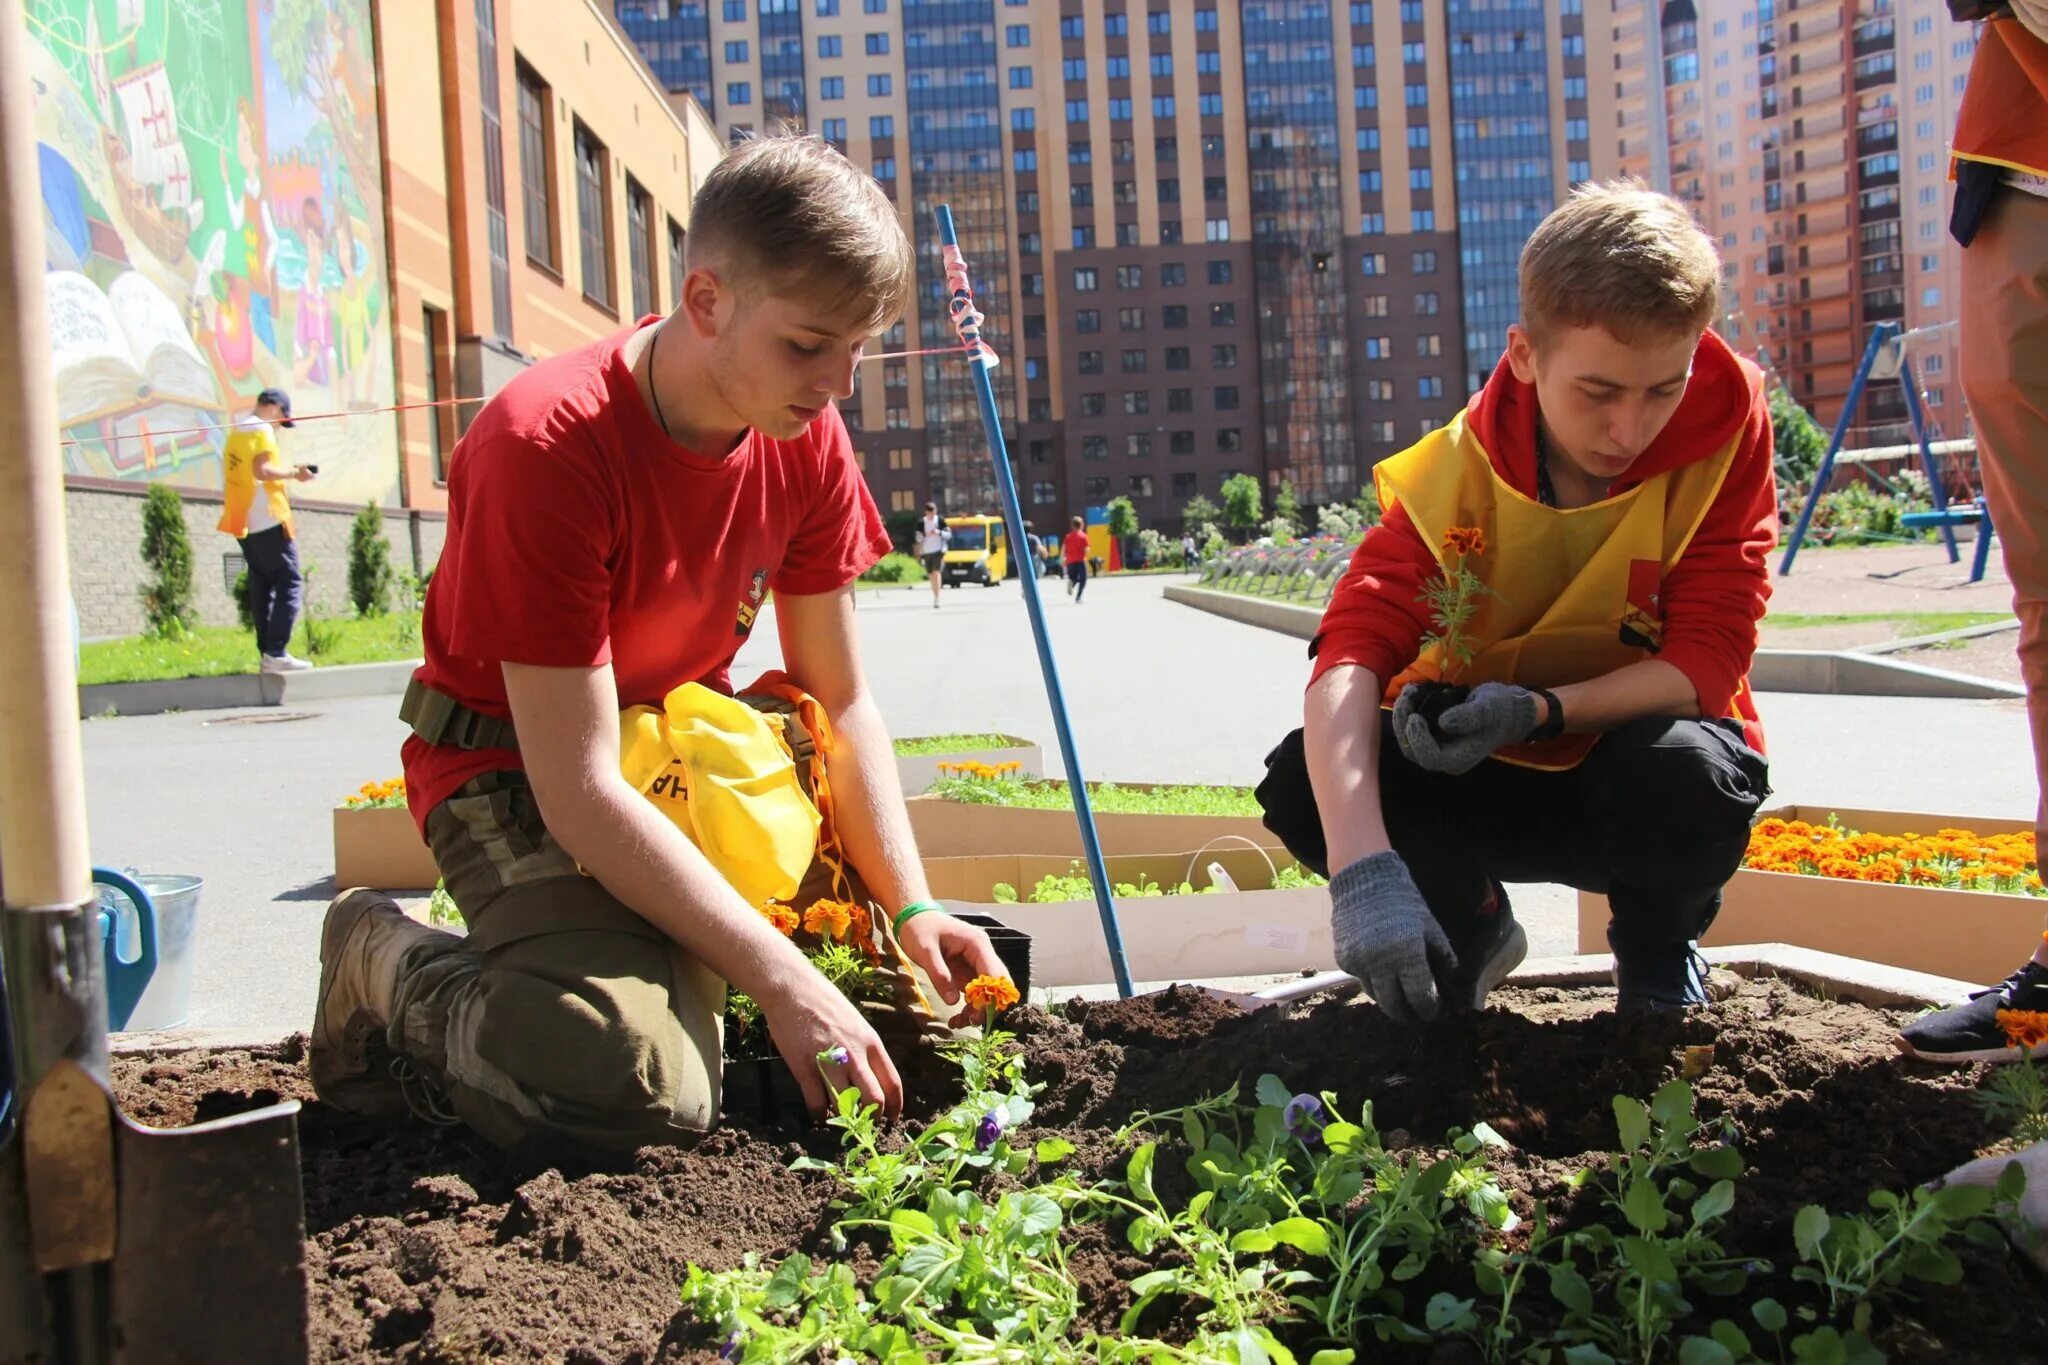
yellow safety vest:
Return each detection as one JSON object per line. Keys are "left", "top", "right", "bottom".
{"left": 618, "top": 681, "right": 823, "bottom": 910}
{"left": 217, "top": 421, "right": 295, "bottom": 538}
{"left": 1375, "top": 408, "right": 1747, "bottom": 770}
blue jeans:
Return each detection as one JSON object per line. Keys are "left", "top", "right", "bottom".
{"left": 240, "top": 525, "right": 302, "bottom": 657}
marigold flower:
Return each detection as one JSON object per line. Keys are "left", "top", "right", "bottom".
{"left": 1996, "top": 1008, "right": 2048, "bottom": 1051}
{"left": 1442, "top": 525, "right": 1487, "bottom": 558}
{"left": 962, "top": 974, "right": 1021, "bottom": 1014}
{"left": 759, "top": 902, "right": 800, "bottom": 936}
{"left": 802, "top": 899, "right": 857, "bottom": 940}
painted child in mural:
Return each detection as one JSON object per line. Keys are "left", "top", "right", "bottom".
{"left": 331, "top": 208, "right": 379, "bottom": 410}
{"left": 219, "top": 98, "right": 279, "bottom": 359}
{"left": 1257, "top": 180, "right": 1776, "bottom": 1025}
{"left": 292, "top": 196, "right": 334, "bottom": 395}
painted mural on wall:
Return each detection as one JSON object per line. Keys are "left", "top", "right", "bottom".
{"left": 28, "top": 0, "right": 398, "bottom": 504}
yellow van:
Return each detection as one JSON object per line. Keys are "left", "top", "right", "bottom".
{"left": 941, "top": 515, "right": 1008, "bottom": 587}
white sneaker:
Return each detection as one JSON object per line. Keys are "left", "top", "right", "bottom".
{"left": 260, "top": 653, "right": 314, "bottom": 673}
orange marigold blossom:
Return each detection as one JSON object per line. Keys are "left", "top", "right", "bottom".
{"left": 802, "top": 899, "right": 857, "bottom": 941}
{"left": 962, "top": 974, "right": 1021, "bottom": 1014}
{"left": 758, "top": 902, "right": 800, "bottom": 936}
{"left": 1996, "top": 1008, "right": 2048, "bottom": 1050}
{"left": 1442, "top": 526, "right": 1487, "bottom": 558}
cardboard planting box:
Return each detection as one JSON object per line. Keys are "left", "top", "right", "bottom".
{"left": 333, "top": 805, "right": 439, "bottom": 890}
{"left": 925, "top": 847, "right": 1331, "bottom": 988}
{"left": 1576, "top": 804, "right": 2040, "bottom": 985}
{"left": 908, "top": 782, "right": 1281, "bottom": 859}
{"left": 894, "top": 735, "right": 1043, "bottom": 796}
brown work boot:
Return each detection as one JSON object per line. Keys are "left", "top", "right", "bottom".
{"left": 309, "top": 888, "right": 462, "bottom": 1116}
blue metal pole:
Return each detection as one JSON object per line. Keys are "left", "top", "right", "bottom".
{"left": 933, "top": 205, "right": 1136, "bottom": 998}
{"left": 1779, "top": 321, "right": 1897, "bottom": 576}
{"left": 1895, "top": 353, "right": 1960, "bottom": 565}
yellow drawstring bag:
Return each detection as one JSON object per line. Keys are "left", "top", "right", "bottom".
{"left": 618, "top": 681, "right": 822, "bottom": 910}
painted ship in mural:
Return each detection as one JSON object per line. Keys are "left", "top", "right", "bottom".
{"left": 28, "top": 0, "right": 398, "bottom": 504}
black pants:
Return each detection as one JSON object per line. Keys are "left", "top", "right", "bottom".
{"left": 1256, "top": 713, "right": 1770, "bottom": 951}
{"left": 1066, "top": 561, "right": 1088, "bottom": 599}
{"left": 239, "top": 525, "right": 302, "bottom": 657}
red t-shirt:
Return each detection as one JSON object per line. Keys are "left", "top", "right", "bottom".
{"left": 401, "top": 320, "right": 891, "bottom": 830}
{"left": 1062, "top": 530, "right": 1089, "bottom": 565}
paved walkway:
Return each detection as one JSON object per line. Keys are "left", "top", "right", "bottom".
{"left": 84, "top": 571, "right": 2038, "bottom": 1040}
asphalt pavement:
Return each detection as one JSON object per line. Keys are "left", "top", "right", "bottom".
{"left": 80, "top": 570, "right": 2039, "bottom": 1041}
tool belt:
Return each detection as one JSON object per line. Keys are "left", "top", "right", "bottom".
{"left": 401, "top": 677, "right": 521, "bottom": 751}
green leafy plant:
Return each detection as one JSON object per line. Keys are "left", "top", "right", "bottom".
{"left": 425, "top": 879, "right": 460, "bottom": 928}
{"left": 138, "top": 483, "right": 196, "bottom": 639}
{"left": 860, "top": 550, "right": 926, "bottom": 584}
{"left": 1979, "top": 1053, "right": 2048, "bottom": 1144}
{"left": 1789, "top": 1162, "right": 2024, "bottom": 1319}
{"left": 924, "top": 773, "right": 1260, "bottom": 817}
{"left": 1106, "top": 495, "right": 1141, "bottom": 543}
{"left": 893, "top": 732, "right": 1018, "bottom": 756}
{"left": 1221, "top": 473, "right": 1264, "bottom": 541}
{"left": 1272, "top": 481, "right": 1303, "bottom": 535}
{"left": 347, "top": 501, "right": 394, "bottom": 617}
{"left": 1270, "top": 863, "right": 1329, "bottom": 890}
{"left": 232, "top": 568, "right": 256, "bottom": 633}
{"left": 1181, "top": 492, "right": 1221, "bottom": 536}
{"left": 1417, "top": 527, "right": 1494, "bottom": 681}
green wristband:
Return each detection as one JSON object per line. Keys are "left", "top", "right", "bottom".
{"left": 893, "top": 899, "right": 943, "bottom": 935}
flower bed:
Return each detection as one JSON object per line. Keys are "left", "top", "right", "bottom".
{"left": 332, "top": 778, "right": 438, "bottom": 890}
{"left": 924, "top": 848, "right": 1331, "bottom": 988}
{"left": 910, "top": 775, "right": 1279, "bottom": 859}
{"left": 1579, "top": 805, "right": 2042, "bottom": 984}
{"left": 893, "top": 734, "right": 1044, "bottom": 795}
{"left": 114, "top": 975, "right": 2044, "bottom": 1362}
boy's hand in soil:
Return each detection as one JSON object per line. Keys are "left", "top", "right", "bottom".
{"left": 897, "top": 911, "right": 1007, "bottom": 1026}
{"left": 1396, "top": 681, "right": 1541, "bottom": 775}
{"left": 765, "top": 979, "right": 904, "bottom": 1121}
{"left": 1330, "top": 850, "right": 1457, "bottom": 1025}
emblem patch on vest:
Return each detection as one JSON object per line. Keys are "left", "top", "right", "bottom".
{"left": 1620, "top": 558, "right": 1664, "bottom": 652}
{"left": 735, "top": 567, "right": 768, "bottom": 635}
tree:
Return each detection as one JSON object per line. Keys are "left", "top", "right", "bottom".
{"left": 1273, "top": 480, "right": 1303, "bottom": 533}
{"left": 348, "top": 501, "right": 394, "bottom": 617}
{"left": 1354, "top": 481, "right": 1383, "bottom": 528}
{"left": 1220, "top": 473, "right": 1263, "bottom": 540}
{"left": 138, "top": 483, "right": 194, "bottom": 638}
{"left": 1180, "top": 493, "right": 1220, "bottom": 535}
{"left": 1105, "top": 495, "right": 1140, "bottom": 541}
{"left": 883, "top": 507, "right": 924, "bottom": 552}
{"left": 1770, "top": 386, "right": 1829, "bottom": 493}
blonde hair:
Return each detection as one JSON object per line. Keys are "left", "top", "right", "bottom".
{"left": 1518, "top": 178, "right": 1720, "bottom": 348}
{"left": 687, "top": 131, "right": 913, "bottom": 334}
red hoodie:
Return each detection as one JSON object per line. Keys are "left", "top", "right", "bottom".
{"left": 1312, "top": 329, "right": 1776, "bottom": 732}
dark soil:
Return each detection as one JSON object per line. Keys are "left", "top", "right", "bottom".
{"left": 111, "top": 977, "right": 2046, "bottom": 1363}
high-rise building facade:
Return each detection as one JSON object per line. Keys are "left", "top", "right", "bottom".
{"left": 609, "top": 0, "right": 1647, "bottom": 528}
{"left": 1616, "top": 0, "right": 1970, "bottom": 443}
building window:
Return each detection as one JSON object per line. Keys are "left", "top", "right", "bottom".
{"left": 1161, "top": 263, "right": 1186, "bottom": 287}
{"left": 872, "top": 157, "right": 896, "bottom": 179}
{"left": 1013, "top": 149, "right": 1037, "bottom": 172}
{"left": 1170, "top": 430, "right": 1196, "bottom": 455}
{"left": 1172, "top": 471, "right": 1198, "bottom": 496}
{"left": 1416, "top": 334, "right": 1441, "bottom": 356}
{"left": 1166, "top": 346, "right": 1191, "bottom": 370}
{"left": 1075, "top": 308, "right": 1101, "bottom": 332}
{"left": 1012, "top": 108, "right": 1036, "bottom": 131}
{"left": 1083, "top": 436, "right": 1108, "bottom": 460}
{"left": 1084, "top": 476, "right": 1111, "bottom": 498}
{"left": 1418, "top": 375, "right": 1443, "bottom": 399}
{"left": 1033, "top": 481, "right": 1057, "bottom": 504}
{"left": 1214, "top": 386, "right": 1238, "bottom": 410}
{"left": 1361, "top": 252, "right": 1387, "bottom": 275}
{"left": 1413, "top": 250, "right": 1437, "bottom": 272}
{"left": 866, "top": 31, "right": 890, "bottom": 53}
{"left": 1121, "top": 348, "right": 1148, "bottom": 372}
{"left": 1153, "top": 95, "right": 1177, "bottom": 117}
{"left": 1363, "top": 295, "right": 1389, "bottom": 317}
{"left": 1216, "top": 427, "right": 1241, "bottom": 451}
{"left": 1010, "top": 66, "right": 1033, "bottom": 88}
{"left": 1168, "top": 388, "right": 1193, "bottom": 411}
{"left": 1205, "top": 218, "right": 1230, "bottom": 242}
{"left": 1007, "top": 23, "right": 1030, "bottom": 45}
{"left": 1079, "top": 392, "right": 1106, "bottom": 416}
{"left": 818, "top": 34, "right": 841, "bottom": 56}
{"left": 889, "top": 489, "right": 915, "bottom": 512}
{"left": 727, "top": 81, "right": 752, "bottom": 105}
{"left": 515, "top": 60, "right": 554, "bottom": 275}
{"left": 820, "top": 76, "right": 845, "bottom": 99}
{"left": 1414, "top": 291, "right": 1439, "bottom": 315}
{"left": 422, "top": 304, "right": 453, "bottom": 482}
{"left": 1208, "top": 259, "right": 1232, "bottom": 285}
{"left": 1120, "top": 306, "right": 1144, "bottom": 330}
{"left": 1124, "top": 390, "right": 1150, "bottom": 415}
{"left": 1073, "top": 268, "right": 1099, "bottom": 292}
{"left": 726, "top": 39, "right": 749, "bottom": 61}
{"left": 868, "top": 74, "right": 891, "bottom": 95}
{"left": 1211, "top": 344, "right": 1237, "bottom": 368}
{"left": 1210, "top": 302, "right": 1235, "bottom": 326}
{"left": 1078, "top": 350, "right": 1103, "bottom": 373}
{"left": 888, "top": 447, "right": 914, "bottom": 470}
{"left": 476, "top": 1, "right": 510, "bottom": 336}
{"left": 1129, "top": 473, "right": 1155, "bottom": 496}
{"left": 574, "top": 122, "right": 612, "bottom": 311}
{"left": 1117, "top": 265, "right": 1144, "bottom": 289}
{"left": 626, "top": 177, "right": 654, "bottom": 319}
{"left": 1163, "top": 305, "right": 1188, "bottom": 329}
{"left": 1063, "top": 57, "right": 1087, "bottom": 81}
{"left": 667, "top": 218, "right": 685, "bottom": 312}
{"left": 863, "top": 0, "right": 886, "bottom": 11}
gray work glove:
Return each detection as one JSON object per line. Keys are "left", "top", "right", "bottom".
{"left": 1393, "top": 680, "right": 1542, "bottom": 776}
{"left": 1330, "top": 850, "right": 1458, "bottom": 1025}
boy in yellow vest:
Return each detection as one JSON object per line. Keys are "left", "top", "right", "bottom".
{"left": 1257, "top": 181, "right": 1775, "bottom": 1022}
{"left": 216, "top": 388, "right": 314, "bottom": 672}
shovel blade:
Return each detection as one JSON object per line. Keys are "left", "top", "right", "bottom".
{"left": 110, "top": 1100, "right": 308, "bottom": 1364}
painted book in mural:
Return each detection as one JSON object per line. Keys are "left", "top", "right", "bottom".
{"left": 46, "top": 269, "right": 218, "bottom": 426}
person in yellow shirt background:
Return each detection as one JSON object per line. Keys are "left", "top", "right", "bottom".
{"left": 217, "top": 387, "right": 316, "bottom": 673}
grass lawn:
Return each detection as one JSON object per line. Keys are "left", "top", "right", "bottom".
{"left": 1763, "top": 611, "right": 2013, "bottom": 636}
{"left": 80, "top": 613, "right": 425, "bottom": 686}
{"left": 892, "top": 732, "right": 1022, "bottom": 756}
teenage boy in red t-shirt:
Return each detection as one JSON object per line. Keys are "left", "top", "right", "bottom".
{"left": 1257, "top": 182, "right": 1775, "bottom": 1024}
{"left": 1062, "top": 516, "right": 1091, "bottom": 602}
{"left": 310, "top": 134, "right": 1003, "bottom": 1150}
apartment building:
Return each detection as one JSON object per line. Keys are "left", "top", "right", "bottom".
{"left": 623, "top": 0, "right": 1820, "bottom": 528}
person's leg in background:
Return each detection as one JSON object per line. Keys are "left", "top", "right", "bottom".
{"left": 1901, "top": 189, "right": 2048, "bottom": 1063}
{"left": 267, "top": 531, "right": 305, "bottom": 661}
{"left": 238, "top": 533, "right": 271, "bottom": 660}
{"left": 1071, "top": 561, "right": 1087, "bottom": 603}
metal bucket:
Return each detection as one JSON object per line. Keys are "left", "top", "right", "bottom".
{"left": 107, "top": 873, "right": 202, "bottom": 1031}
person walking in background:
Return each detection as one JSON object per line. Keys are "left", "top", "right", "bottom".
{"left": 917, "top": 501, "right": 945, "bottom": 607}
{"left": 217, "top": 387, "right": 315, "bottom": 672}
{"left": 1182, "top": 532, "right": 1199, "bottom": 574}
{"left": 1897, "top": 0, "right": 2048, "bottom": 1064}
{"left": 1063, "top": 515, "right": 1090, "bottom": 603}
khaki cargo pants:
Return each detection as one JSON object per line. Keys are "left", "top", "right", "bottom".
{"left": 390, "top": 770, "right": 727, "bottom": 1151}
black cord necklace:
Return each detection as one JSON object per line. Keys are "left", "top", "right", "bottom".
{"left": 646, "top": 321, "right": 674, "bottom": 441}
{"left": 1533, "top": 421, "right": 1559, "bottom": 508}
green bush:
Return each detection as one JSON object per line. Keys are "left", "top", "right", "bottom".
{"left": 1220, "top": 473, "right": 1263, "bottom": 540}
{"left": 860, "top": 551, "right": 926, "bottom": 584}
{"left": 1806, "top": 472, "right": 1934, "bottom": 547}
{"left": 232, "top": 569, "right": 256, "bottom": 632}
{"left": 138, "top": 483, "right": 195, "bottom": 639}
{"left": 347, "top": 501, "right": 394, "bottom": 617}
